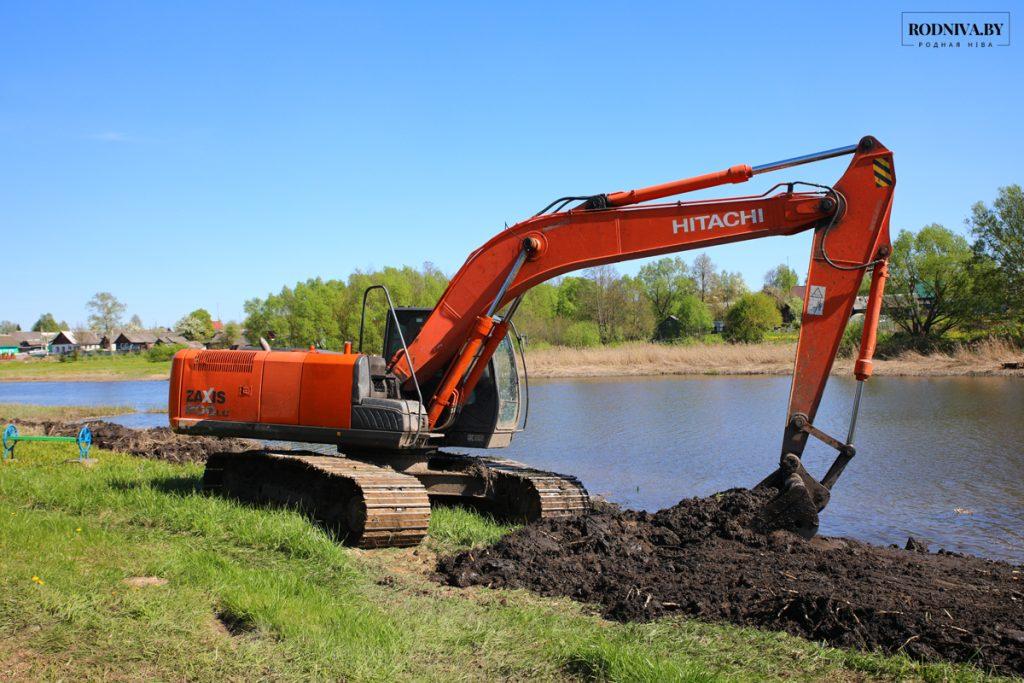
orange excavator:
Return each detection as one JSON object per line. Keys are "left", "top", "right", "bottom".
{"left": 169, "top": 136, "right": 895, "bottom": 547}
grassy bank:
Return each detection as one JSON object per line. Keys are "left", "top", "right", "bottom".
{"left": 0, "top": 444, "right": 1003, "bottom": 681}
{"left": 0, "top": 403, "right": 140, "bottom": 422}
{"left": 0, "top": 354, "right": 170, "bottom": 382}
{"left": 527, "top": 338, "right": 1024, "bottom": 379}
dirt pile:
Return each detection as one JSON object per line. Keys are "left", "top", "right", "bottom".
{"left": 18, "top": 420, "right": 256, "bottom": 463}
{"left": 438, "top": 489, "right": 1024, "bottom": 675}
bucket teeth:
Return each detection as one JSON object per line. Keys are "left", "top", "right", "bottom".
{"left": 754, "top": 453, "right": 828, "bottom": 538}
{"left": 756, "top": 483, "right": 820, "bottom": 539}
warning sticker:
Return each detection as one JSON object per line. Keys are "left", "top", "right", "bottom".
{"left": 873, "top": 158, "right": 894, "bottom": 187}
{"left": 807, "top": 285, "right": 826, "bottom": 316}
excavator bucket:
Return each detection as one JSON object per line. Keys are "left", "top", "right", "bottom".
{"left": 753, "top": 454, "right": 829, "bottom": 539}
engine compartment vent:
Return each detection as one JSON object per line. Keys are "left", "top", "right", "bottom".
{"left": 191, "top": 350, "right": 257, "bottom": 373}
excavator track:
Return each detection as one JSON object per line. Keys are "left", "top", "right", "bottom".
{"left": 411, "top": 452, "right": 591, "bottom": 522}
{"left": 203, "top": 451, "right": 431, "bottom": 548}
{"left": 470, "top": 455, "right": 590, "bottom": 521}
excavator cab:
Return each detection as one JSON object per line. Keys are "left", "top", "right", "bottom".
{"left": 383, "top": 307, "right": 522, "bottom": 448}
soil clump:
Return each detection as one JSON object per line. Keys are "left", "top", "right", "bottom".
{"left": 439, "top": 488, "right": 1024, "bottom": 675}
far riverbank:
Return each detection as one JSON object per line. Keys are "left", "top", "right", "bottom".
{"left": 526, "top": 339, "right": 1024, "bottom": 379}
{"left": 1, "top": 339, "right": 1020, "bottom": 383}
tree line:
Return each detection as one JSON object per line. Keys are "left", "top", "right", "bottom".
{"left": 0, "top": 294, "right": 239, "bottom": 349}
{"left": 239, "top": 256, "right": 803, "bottom": 350}
{"left": 882, "top": 184, "right": 1023, "bottom": 351}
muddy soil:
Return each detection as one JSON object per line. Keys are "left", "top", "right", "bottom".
{"left": 17, "top": 420, "right": 255, "bottom": 463}
{"left": 439, "top": 489, "right": 1024, "bottom": 676}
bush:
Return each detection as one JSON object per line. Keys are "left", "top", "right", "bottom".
{"left": 873, "top": 332, "right": 951, "bottom": 358}
{"left": 562, "top": 321, "right": 601, "bottom": 348}
{"left": 782, "top": 296, "right": 804, "bottom": 327}
{"left": 146, "top": 344, "right": 187, "bottom": 363}
{"left": 675, "top": 295, "right": 713, "bottom": 338}
{"left": 839, "top": 317, "right": 864, "bottom": 357}
{"left": 723, "top": 293, "right": 782, "bottom": 343}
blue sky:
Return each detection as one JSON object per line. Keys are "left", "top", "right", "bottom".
{"left": 2, "top": 1, "right": 1021, "bottom": 328}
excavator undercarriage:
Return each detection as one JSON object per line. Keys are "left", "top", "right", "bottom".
{"left": 171, "top": 136, "right": 895, "bottom": 548}
{"left": 187, "top": 306, "right": 589, "bottom": 547}
{"left": 203, "top": 450, "right": 589, "bottom": 547}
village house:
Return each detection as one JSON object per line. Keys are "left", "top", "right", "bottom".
{"left": 0, "top": 335, "right": 20, "bottom": 357}
{"left": 156, "top": 332, "right": 190, "bottom": 346}
{"left": 98, "top": 329, "right": 202, "bottom": 353}
{"left": 112, "top": 330, "right": 159, "bottom": 352}
{"left": 49, "top": 330, "right": 102, "bottom": 355}
{"left": 0, "top": 331, "right": 57, "bottom": 355}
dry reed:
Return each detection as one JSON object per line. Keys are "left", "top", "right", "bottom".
{"left": 526, "top": 340, "right": 1024, "bottom": 379}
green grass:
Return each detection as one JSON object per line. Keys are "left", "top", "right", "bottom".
{"left": 0, "top": 354, "right": 170, "bottom": 382}
{"left": 0, "top": 403, "right": 142, "bottom": 421}
{"left": 0, "top": 444, "right": 1009, "bottom": 681}
{"left": 427, "top": 505, "right": 518, "bottom": 553}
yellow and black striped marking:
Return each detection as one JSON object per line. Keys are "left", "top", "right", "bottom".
{"left": 873, "top": 158, "right": 893, "bottom": 187}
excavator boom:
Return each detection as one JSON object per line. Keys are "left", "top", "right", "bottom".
{"left": 397, "top": 137, "right": 892, "bottom": 422}
{"left": 391, "top": 136, "right": 894, "bottom": 532}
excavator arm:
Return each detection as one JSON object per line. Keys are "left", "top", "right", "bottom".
{"left": 393, "top": 136, "right": 895, "bottom": 529}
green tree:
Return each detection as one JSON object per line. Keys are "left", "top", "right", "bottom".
{"left": 637, "top": 257, "right": 695, "bottom": 319}
{"left": 781, "top": 296, "right": 804, "bottom": 326}
{"left": 175, "top": 308, "right": 217, "bottom": 342}
{"left": 243, "top": 264, "right": 449, "bottom": 353}
{"left": 857, "top": 270, "right": 873, "bottom": 296}
{"left": 691, "top": 254, "right": 717, "bottom": 303}
{"left": 616, "top": 275, "right": 656, "bottom": 341}
{"left": 222, "top": 321, "right": 244, "bottom": 346}
{"left": 553, "top": 277, "right": 594, "bottom": 320}
{"left": 887, "top": 224, "right": 975, "bottom": 339}
{"left": 675, "top": 295, "right": 713, "bottom": 337}
{"left": 0, "top": 321, "right": 20, "bottom": 334}
{"left": 515, "top": 283, "right": 562, "bottom": 345}
{"left": 571, "top": 267, "right": 655, "bottom": 343}
{"left": 579, "top": 266, "right": 620, "bottom": 343}
{"left": 562, "top": 321, "right": 601, "bottom": 348}
{"left": 763, "top": 264, "right": 799, "bottom": 299}
{"left": 86, "top": 292, "right": 126, "bottom": 338}
{"left": 342, "top": 265, "right": 448, "bottom": 352}
{"left": 710, "top": 270, "right": 748, "bottom": 318}
{"left": 723, "top": 292, "right": 782, "bottom": 343}
{"left": 31, "top": 313, "right": 64, "bottom": 332}
{"left": 968, "top": 184, "right": 1024, "bottom": 327}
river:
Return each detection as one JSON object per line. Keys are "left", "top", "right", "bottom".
{"left": 2, "top": 375, "right": 1021, "bottom": 563}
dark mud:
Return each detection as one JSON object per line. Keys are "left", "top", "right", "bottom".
{"left": 18, "top": 420, "right": 255, "bottom": 463}
{"left": 439, "top": 488, "right": 1024, "bottom": 676}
